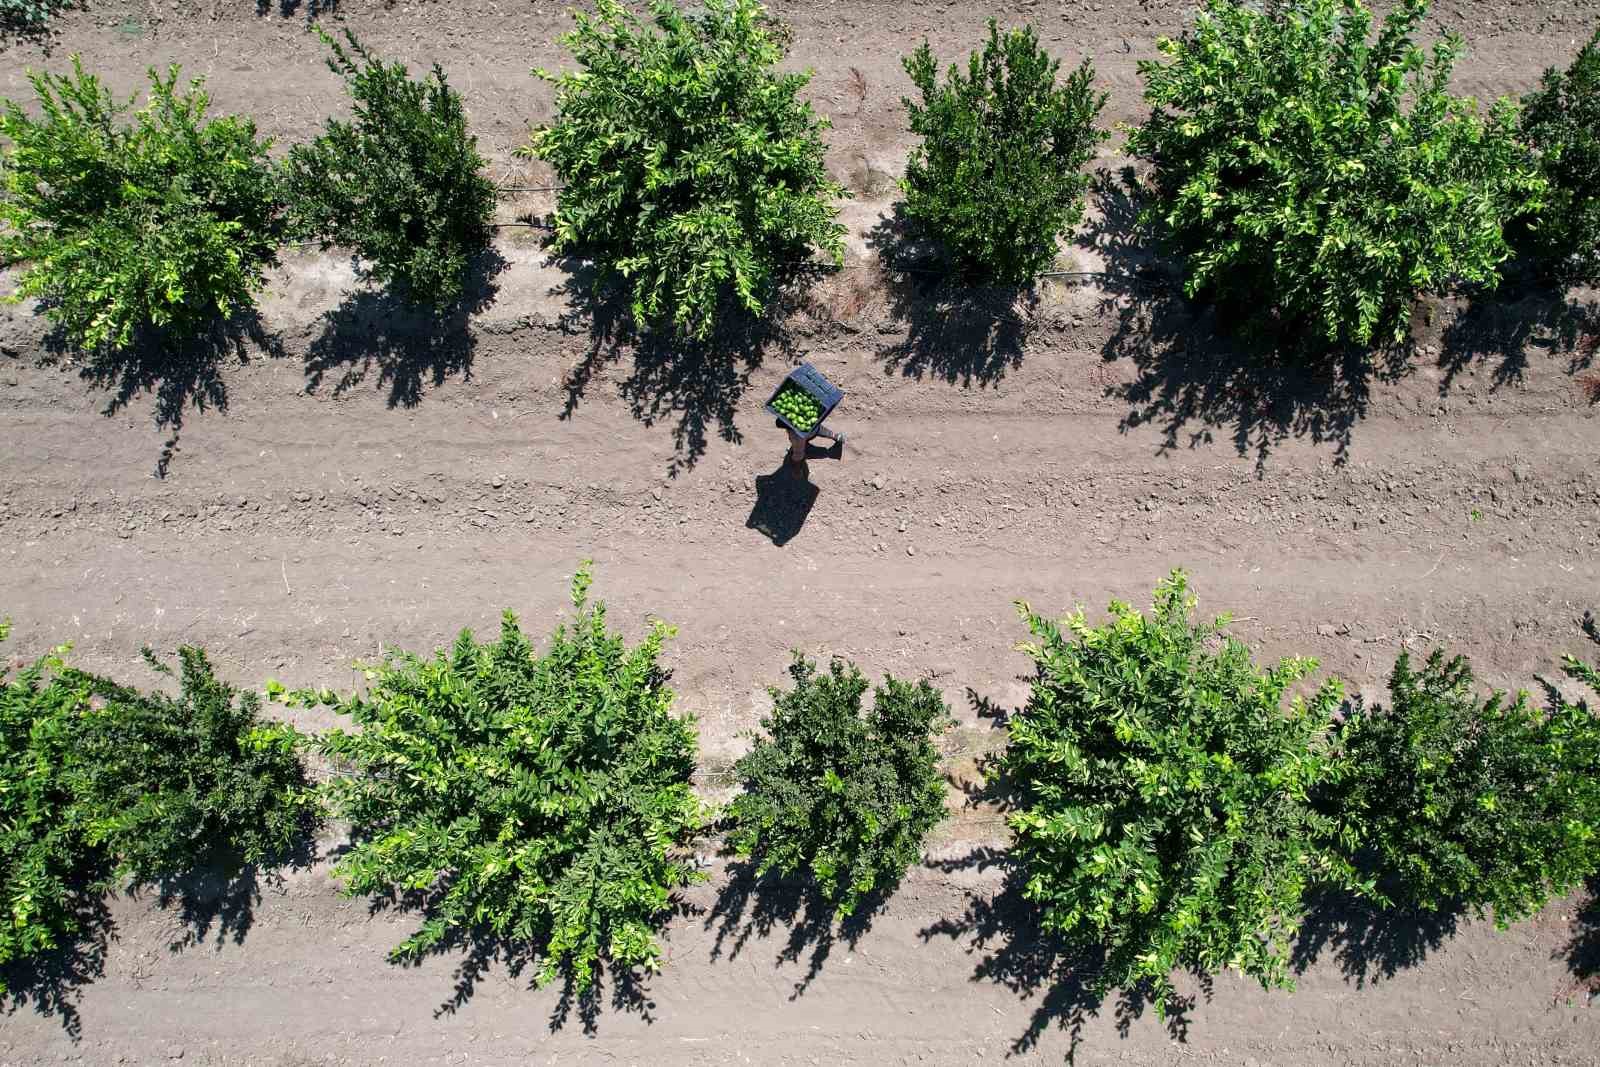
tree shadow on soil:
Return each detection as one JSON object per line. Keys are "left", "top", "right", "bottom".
{"left": 0, "top": 0, "right": 76, "bottom": 49}
{"left": 43, "top": 311, "right": 284, "bottom": 478}
{"left": 0, "top": 16, "right": 55, "bottom": 49}
{"left": 0, "top": 842, "right": 314, "bottom": 1041}
{"left": 1560, "top": 877, "right": 1600, "bottom": 1005}
{"left": 136, "top": 835, "right": 318, "bottom": 955}
{"left": 428, "top": 928, "right": 657, "bottom": 1034}
{"left": 1437, "top": 276, "right": 1600, "bottom": 397}
{"left": 0, "top": 889, "right": 113, "bottom": 1041}
{"left": 919, "top": 856, "right": 1200, "bottom": 1061}
{"left": 1085, "top": 169, "right": 1408, "bottom": 472}
{"left": 704, "top": 862, "right": 887, "bottom": 1000}
{"left": 864, "top": 206, "right": 1038, "bottom": 387}
{"left": 358, "top": 881, "right": 683, "bottom": 1034}
{"left": 1289, "top": 889, "right": 1461, "bottom": 989}
{"left": 303, "top": 250, "right": 507, "bottom": 409}
{"left": 555, "top": 264, "right": 812, "bottom": 477}
{"left": 948, "top": 684, "right": 1021, "bottom": 807}
{"left": 919, "top": 689, "right": 1200, "bottom": 1060}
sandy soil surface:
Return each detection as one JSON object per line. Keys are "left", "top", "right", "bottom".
{"left": 1, "top": 0, "right": 1598, "bottom": 1062}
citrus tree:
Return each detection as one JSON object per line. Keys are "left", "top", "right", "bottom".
{"left": 525, "top": 0, "right": 846, "bottom": 339}
{"left": 0, "top": 58, "right": 284, "bottom": 355}
{"left": 999, "top": 572, "right": 1358, "bottom": 1011}
{"left": 1519, "top": 26, "right": 1600, "bottom": 287}
{"left": 68, "top": 647, "right": 317, "bottom": 881}
{"left": 1, "top": 626, "right": 316, "bottom": 991}
{"left": 1330, "top": 643, "right": 1600, "bottom": 922}
{"left": 901, "top": 22, "right": 1106, "bottom": 283}
{"left": 1127, "top": 0, "right": 1542, "bottom": 348}
{"left": 728, "top": 656, "right": 948, "bottom": 918}
{"left": 287, "top": 28, "right": 496, "bottom": 306}
{"left": 281, "top": 565, "right": 705, "bottom": 993}
{"left": 0, "top": 628, "right": 93, "bottom": 992}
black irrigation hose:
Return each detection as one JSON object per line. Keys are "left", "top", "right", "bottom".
{"left": 884, "top": 263, "right": 1152, "bottom": 284}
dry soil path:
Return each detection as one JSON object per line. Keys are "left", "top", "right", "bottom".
{"left": 1, "top": 1, "right": 1598, "bottom": 1063}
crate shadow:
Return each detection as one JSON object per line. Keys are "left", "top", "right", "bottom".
{"left": 745, "top": 457, "right": 832, "bottom": 546}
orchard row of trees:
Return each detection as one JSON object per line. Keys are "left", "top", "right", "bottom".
{"left": 0, "top": 25, "right": 495, "bottom": 358}
{"left": 4, "top": 568, "right": 1598, "bottom": 1014}
{"left": 3, "top": 0, "right": 1597, "bottom": 369}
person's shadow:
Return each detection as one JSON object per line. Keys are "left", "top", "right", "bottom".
{"left": 745, "top": 441, "right": 841, "bottom": 546}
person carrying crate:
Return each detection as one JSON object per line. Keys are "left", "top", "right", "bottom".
{"left": 781, "top": 420, "right": 844, "bottom": 464}
{"left": 767, "top": 362, "right": 846, "bottom": 467}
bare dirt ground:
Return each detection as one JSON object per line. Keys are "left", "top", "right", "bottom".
{"left": 2, "top": 0, "right": 1599, "bottom": 1062}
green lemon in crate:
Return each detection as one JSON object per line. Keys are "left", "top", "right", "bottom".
{"left": 772, "top": 382, "right": 822, "bottom": 432}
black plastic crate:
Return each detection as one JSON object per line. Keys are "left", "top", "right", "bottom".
{"left": 764, "top": 362, "right": 844, "bottom": 438}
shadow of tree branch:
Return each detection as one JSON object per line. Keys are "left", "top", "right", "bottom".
{"left": 43, "top": 310, "right": 285, "bottom": 479}
{"left": 865, "top": 205, "right": 1038, "bottom": 388}
{"left": 255, "top": 0, "right": 337, "bottom": 17}
{"left": 1559, "top": 876, "right": 1600, "bottom": 1006}
{"left": 1437, "top": 276, "right": 1600, "bottom": 396}
{"left": 0, "top": 1, "right": 69, "bottom": 49}
{"left": 0, "top": 836, "right": 316, "bottom": 1041}
{"left": 704, "top": 861, "right": 885, "bottom": 1000}
{"left": 420, "top": 928, "right": 658, "bottom": 1035}
{"left": 1289, "top": 889, "right": 1461, "bottom": 989}
{"left": 303, "top": 250, "right": 507, "bottom": 409}
{"left": 552, "top": 263, "right": 816, "bottom": 477}
{"left": 919, "top": 855, "right": 1199, "bottom": 1061}
{"left": 0, "top": 888, "right": 113, "bottom": 1042}
{"left": 354, "top": 874, "right": 686, "bottom": 1033}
